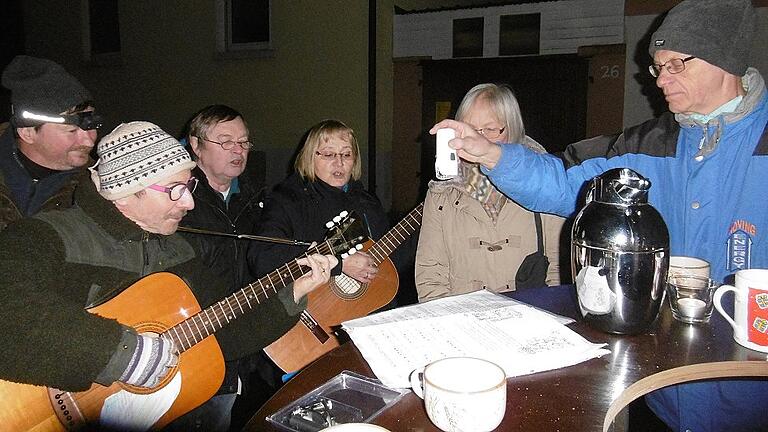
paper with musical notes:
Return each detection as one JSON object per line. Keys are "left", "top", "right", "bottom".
{"left": 342, "top": 290, "right": 610, "bottom": 388}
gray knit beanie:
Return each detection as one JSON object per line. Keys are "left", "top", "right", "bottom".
{"left": 1, "top": 55, "right": 92, "bottom": 117}
{"left": 648, "top": 0, "right": 755, "bottom": 76}
{"left": 93, "top": 122, "right": 196, "bottom": 200}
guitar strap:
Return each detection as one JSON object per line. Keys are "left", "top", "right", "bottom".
{"left": 534, "top": 212, "right": 544, "bottom": 255}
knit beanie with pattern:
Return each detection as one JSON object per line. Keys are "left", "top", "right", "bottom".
{"left": 648, "top": 0, "right": 755, "bottom": 76}
{"left": 93, "top": 121, "right": 196, "bottom": 200}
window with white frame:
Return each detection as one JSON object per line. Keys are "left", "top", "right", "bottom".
{"left": 499, "top": 13, "right": 540, "bottom": 56}
{"left": 452, "top": 17, "right": 484, "bottom": 58}
{"left": 216, "top": 0, "right": 273, "bottom": 56}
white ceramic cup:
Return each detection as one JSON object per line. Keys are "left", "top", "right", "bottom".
{"left": 669, "top": 256, "right": 711, "bottom": 279}
{"left": 409, "top": 357, "right": 506, "bottom": 432}
{"left": 714, "top": 269, "right": 768, "bottom": 353}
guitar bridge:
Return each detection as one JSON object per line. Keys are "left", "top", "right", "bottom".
{"left": 48, "top": 387, "right": 86, "bottom": 430}
{"left": 300, "top": 310, "right": 330, "bottom": 343}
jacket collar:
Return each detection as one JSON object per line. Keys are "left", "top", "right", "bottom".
{"left": 76, "top": 174, "right": 147, "bottom": 241}
{"left": 677, "top": 68, "right": 766, "bottom": 127}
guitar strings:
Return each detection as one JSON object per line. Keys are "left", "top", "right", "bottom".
{"left": 367, "top": 203, "right": 423, "bottom": 266}
{"left": 164, "top": 241, "right": 334, "bottom": 351}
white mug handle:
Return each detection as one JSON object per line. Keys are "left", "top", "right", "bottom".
{"left": 713, "top": 284, "right": 739, "bottom": 331}
{"left": 409, "top": 367, "right": 426, "bottom": 399}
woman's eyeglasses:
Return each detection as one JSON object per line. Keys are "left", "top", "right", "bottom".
{"left": 315, "top": 151, "right": 354, "bottom": 161}
{"left": 475, "top": 127, "right": 506, "bottom": 140}
{"left": 147, "top": 177, "right": 198, "bottom": 201}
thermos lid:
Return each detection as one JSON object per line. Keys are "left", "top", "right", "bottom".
{"left": 572, "top": 168, "right": 669, "bottom": 252}
{"left": 592, "top": 168, "right": 651, "bottom": 205}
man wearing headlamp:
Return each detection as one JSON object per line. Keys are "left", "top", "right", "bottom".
{"left": 0, "top": 55, "right": 101, "bottom": 231}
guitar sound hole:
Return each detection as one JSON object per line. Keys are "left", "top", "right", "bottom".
{"left": 332, "top": 274, "right": 366, "bottom": 299}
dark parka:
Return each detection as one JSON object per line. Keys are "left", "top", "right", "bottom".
{"left": 0, "top": 124, "right": 82, "bottom": 231}
{"left": 251, "top": 173, "right": 396, "bottom": 278}
{"left": 178, "top": 166, "right": 266, "bottom": 394}
{"left": 0, "top": 177, "right": 303, "bottom": 391}
{"left": 179, "top": 166, "right": 265, "bottom": 292}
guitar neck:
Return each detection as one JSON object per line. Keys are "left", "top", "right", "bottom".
{"left": 368, "top": 203, "right": 424, "bottom": 265}
{"left": 163, "top": 241, "right": 332, "bottom": 352}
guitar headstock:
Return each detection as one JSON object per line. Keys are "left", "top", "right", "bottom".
{"left": 324, "top": 211, "right": 368, "bottom": 258}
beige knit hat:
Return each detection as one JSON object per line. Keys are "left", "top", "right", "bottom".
{"left": 93, "top": 121, "right": 196, "bottom": 200}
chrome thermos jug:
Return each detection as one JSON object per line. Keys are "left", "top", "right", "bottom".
{"left": 571, "top": 168, "right": 669, "bottom": 334}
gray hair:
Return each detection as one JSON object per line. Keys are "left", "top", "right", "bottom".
{"left": 455, "top": 83, "right": 525, "bottom": 144}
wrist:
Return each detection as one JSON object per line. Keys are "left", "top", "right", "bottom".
{"left": 480, "top": 144, "right": 502, "bottom": 169}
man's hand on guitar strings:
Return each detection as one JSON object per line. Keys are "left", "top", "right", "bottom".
{"left": 293, "top": 253, "right": 338, "bottom": 302}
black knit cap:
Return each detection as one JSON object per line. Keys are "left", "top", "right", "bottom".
{"left": 649, "top": 0, "right": 755, "bottom": 76}
{"left": 1, "top": 55, "right": 92, "bottom": 118}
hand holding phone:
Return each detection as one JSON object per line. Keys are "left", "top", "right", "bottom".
{"left": 435, "top": 128, "right": 458, "bottom": 180}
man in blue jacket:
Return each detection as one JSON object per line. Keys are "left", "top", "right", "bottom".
{"left": 431, "top": 0, "right": 766, "bottom": 430}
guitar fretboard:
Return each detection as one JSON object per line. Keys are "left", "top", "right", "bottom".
{"left": 163, "top": 241, "right": 332, "bottom": 351}
{"left": 367, "top": 203, "right": 424, "bottom": 265}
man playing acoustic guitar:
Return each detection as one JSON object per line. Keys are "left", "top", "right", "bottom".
{"left": 0, "top": 121, "right": 337, "bottom": 431}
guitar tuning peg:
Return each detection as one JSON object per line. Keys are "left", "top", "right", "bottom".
{"left": 325, "top": 221, "right": 334, "bottom": 229}
{"left": 347, "top": 248, "right": 357, "bottom": 255}
{"left": 339, "top": 210, "right": 348, "bottom": 218}
{"left": 341, "top": 253, "right": 349, "bottom": 259}
{"left": 355, "top": 244, "right": 363, "bottom": 250}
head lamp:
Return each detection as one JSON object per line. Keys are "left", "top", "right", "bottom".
{"left": 15, "top": 109, "right": 103, "bottom": 131}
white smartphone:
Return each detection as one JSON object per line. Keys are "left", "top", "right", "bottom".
{"left": 435, "top": 128, "right": 458, "bottom": 180}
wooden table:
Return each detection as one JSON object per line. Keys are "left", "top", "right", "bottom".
{"left": 244, "top": 286, "right": 768, "bottom": 431}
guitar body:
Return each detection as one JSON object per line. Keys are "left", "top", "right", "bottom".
{"left": 0, "top": 381, "right": 67, "bottom": 432}
{"left": 265, "top": 240, "right": 398, "bottom": 372}
{"left": 0, "top": 212, "right": 369, "bottom": 432}
{"left": 0, "top": 273, "right": 225, "bottom": 431}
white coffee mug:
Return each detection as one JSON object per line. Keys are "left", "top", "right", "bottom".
{"left": 410, "top": 357, "right": 506, "bottom": 432}
{"left": 714, "top": 269, "right": 768, "bottom": 353}
{"left": 669, "top": 256, "right": 710, "bottom": 279}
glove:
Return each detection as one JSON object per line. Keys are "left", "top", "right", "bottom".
{"left": 119, "top": 333, "right": 178, "bottom": 388}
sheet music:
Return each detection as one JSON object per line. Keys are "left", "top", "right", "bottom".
{"left": 342, "top": 290, "right": 610, "bottom": 388}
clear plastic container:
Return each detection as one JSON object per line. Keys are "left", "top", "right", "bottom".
{"left": 266, "top": 371, "right": 407, "bottom": 432}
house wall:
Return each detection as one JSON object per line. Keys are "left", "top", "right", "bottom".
{"left": 393, "top": 0, "right": 625, "bottom": 58}
{"left": 394, "top": 0, "right": 768, "bottom": 130}
{"left": 19, "top": 0, "right": 395, "bottom": 209}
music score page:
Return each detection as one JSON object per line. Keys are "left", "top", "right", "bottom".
{"left": 342, "top": 290, "right": 610, "bottom": 388}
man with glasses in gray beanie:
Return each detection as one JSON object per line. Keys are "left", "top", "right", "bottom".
{"left": 0, "top": 55, "right": 102, "bottom": 231}
{"left": 431, "top": 0, "right": 767, "bottom": 430}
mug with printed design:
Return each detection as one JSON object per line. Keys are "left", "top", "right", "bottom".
{"left": 409, "top": 357, "right": 506, "bottom": 432}
{"left": 714, "top": 269, "right": 768, "bottom": 353}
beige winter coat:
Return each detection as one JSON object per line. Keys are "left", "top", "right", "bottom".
{"left": 415, "top": 183, "right": 565, "bottom": 302}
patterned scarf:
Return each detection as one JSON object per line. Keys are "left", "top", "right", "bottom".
{"left": 458, "top": 161, "right": 506, "bottom": 222}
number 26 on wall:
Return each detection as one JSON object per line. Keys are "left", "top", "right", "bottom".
{"left": 600, "top": 65, "right": 621, "bottom": 79}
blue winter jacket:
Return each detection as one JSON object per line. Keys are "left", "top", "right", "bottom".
{"left": 484, "top": 68, "right": 768, "bottom": 284}
{"left": 485, "top": 68, "right": 768, "bottom": 432}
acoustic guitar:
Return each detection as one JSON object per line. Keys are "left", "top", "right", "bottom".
{"left": 265, "top": 203, "right": 424, "bottom": 372}
{"left": 0, "top": 212, "right": 366, "bottom": 432}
